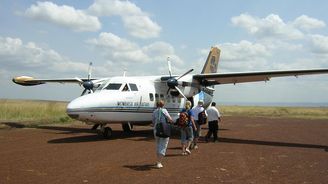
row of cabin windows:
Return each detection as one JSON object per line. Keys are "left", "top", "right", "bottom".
{"left": 149, "top": 93, "right": 181, "bottom": 103}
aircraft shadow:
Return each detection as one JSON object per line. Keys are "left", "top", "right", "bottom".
{"left": 43, "top": 126, "right": 155, "bottom": 144}
{"left": 218, "top": 137, "right": 328, "bottom": 152}
{"left": 2, "top": 122, "right": 30, "bottom": 129}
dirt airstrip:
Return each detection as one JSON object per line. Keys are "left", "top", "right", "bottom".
{"left": 0, "top": 116, "right": 327, "bottom": 184}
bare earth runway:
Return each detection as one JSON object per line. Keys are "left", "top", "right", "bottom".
{"left": 0, "top": 117, "right": 327, "bottom": 184}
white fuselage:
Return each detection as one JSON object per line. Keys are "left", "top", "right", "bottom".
{"left": 66, "top": 75, "right": 211, "bottom": 125}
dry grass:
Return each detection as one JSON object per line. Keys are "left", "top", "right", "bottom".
{"left": 219, "top": 105, "right": 328, "bottom": 120}
{"left": 0, "top": 99, "right": 72, "bottom": 127}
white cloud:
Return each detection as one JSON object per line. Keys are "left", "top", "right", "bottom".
{"left": 87, "top": 32, "right": 181, "bottom": 63}
{"left": 86, "top": 32, "right": 183, "bottom": 75}
{"left": 25, "top": 1, "right": 101, "bottom": 32}
{"left": 88, "top": 0, "right": 161, "bottom": 38}
{"left": 308, "top": 34, "right": 328, "bottom": 54}
{"left": 88, "top": 0, "right": 143, "bottom": 16}
{"left": 0, "top": 36, "right": 90, "bottom": 77}
{"left": 293, "top": 15, "right": 326, "bottom": 31}
{"left": 217, "top": 41, "right": 270, "bottom": 71}
{"left": 232, "top": 13, "right": 304, "bottom": 40}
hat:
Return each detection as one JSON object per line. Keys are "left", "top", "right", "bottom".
{"left": 198, "top": 100, "right": 204, "bottom": 105}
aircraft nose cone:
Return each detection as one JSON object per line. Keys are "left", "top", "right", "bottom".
{"left": 66, "top": 97, "right": 85, "bottom": 120}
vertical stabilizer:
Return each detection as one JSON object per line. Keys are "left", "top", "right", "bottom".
{"left": 201, "top": 47, "right": 220, "bottom": 74}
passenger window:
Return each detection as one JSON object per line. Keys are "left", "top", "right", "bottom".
{"left": 149, "top": 93, "right": 154, "bottom": 101}
{"left": 160, "top": 94, "right": 164, "bottom": 100}
{"left": 129, "top": 83, "right": 138, "bottom": 91}
{"left": 105, "top": 83, "right": 122, "bottom": 90}
{"left": 122, "top": 84, "right": 130, "bottom": 91}
{"left": 155, "top": 93, "right": 159, "bottom": 100}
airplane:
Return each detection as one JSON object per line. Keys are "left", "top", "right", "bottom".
{"left": 12, "top": 47, "right": 328, "bottom": 138}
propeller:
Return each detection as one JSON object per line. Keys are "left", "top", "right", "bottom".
{"left": 165, "top": 57, "right": 193, "bottom": 99}
{"left": 75, "top": 62, "right": 95, "bottom": 96}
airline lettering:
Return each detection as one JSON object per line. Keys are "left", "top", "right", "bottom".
{"left": 117, "top": 101, "right": 150, "bottom": 107}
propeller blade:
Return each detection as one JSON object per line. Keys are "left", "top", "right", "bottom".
{"left": 175, "top": 86, "right": 187, "bottom": 99}
{"left": 167, "top": 57, "right": 172, "bottom": 77}
{"left": 176, "top": 69, "right": 194, "bottom": 81}
{"left": 74, "top": 77, "right": 83, "bottom": 83}
{"left": 81, "top": 89, "right": 87, "bottom": 96}
{"left": 87, "top": 62, "right": 93, "bottom": 80}
{"left": 166, "top": 88, "right": 171, "bottom": 95}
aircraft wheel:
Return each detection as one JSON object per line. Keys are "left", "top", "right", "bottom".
{"left": 103, "top": 127, "right": 112, "bottom": 139}
{"left": 122, "top": 122, "right": 133, "bottom": 132}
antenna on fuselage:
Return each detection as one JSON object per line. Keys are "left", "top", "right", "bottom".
{"left": 167, "top": 57, "right": 172, "bottom": 77}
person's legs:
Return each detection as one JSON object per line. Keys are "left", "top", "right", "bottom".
{"left": 193, "top": 122, "right": 200, "bottom": 149}
{"left": 180, "top": 128, "right": 187, "bottom": 154}
{"left": 185, "top": 126, "right": 194, "bottom": 154}
{"left": 156, "top": 137, "right": 169, "bottom": 168}
{"left": 206, "top": 121, "right": 215, "bottom": 142}
{"left": 213, "top": 121, "right": 219, "bottom": 142}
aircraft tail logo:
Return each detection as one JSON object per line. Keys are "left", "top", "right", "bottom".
{"left": 201, "top": 47, "right": 220, "bottom": 74}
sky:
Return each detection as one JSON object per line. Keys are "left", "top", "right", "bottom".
{"left": 1, "top": 0, "right": 328, "bottom": 105}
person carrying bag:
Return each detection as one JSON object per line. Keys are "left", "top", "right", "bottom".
{"left": 152, "top": 100, "right": 173, "bottom": 168}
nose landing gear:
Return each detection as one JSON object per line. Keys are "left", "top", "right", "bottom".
{"left": 97, "top": 124, "right": 112, "bottom": 139}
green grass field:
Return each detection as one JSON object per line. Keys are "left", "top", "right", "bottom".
{"left": 0, "top": 99, "right": 327, "bottom": 128}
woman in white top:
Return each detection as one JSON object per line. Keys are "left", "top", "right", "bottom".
{"left": 152, "top": 100, "right": 173, "bottom": 168}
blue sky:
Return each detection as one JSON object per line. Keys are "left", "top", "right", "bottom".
{"left": 1, "top": 0, "right": 328, "bottom": 104}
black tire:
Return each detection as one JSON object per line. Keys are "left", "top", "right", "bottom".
{"left": 103, "top": 127, "right": 112, "bottom": 139}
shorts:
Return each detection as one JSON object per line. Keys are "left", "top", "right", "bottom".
{"left": 194, "top": 121, "right": 201, "bottom": 138}
{"left": 180, "top": 126, "right": 194, "bottom": 144}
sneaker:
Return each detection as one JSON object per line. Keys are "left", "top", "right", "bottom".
{"left": 194, "top": 145, "right": 199, "bottom": 149}
{"left": 156, "top": 162, "right": 163, "bottom": 168}
{"left": 185, "top": 149, "right": 191, "bottom": 154}
{"left": 182, "top": 152, "right": 187, "bottom": 156}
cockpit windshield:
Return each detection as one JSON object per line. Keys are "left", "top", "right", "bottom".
{"left": 105, "top": 83, "right": 122, "bottom": 90}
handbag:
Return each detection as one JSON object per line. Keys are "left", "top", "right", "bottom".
{"left": 155, "top": 109, "right": 170, "bottom": 138}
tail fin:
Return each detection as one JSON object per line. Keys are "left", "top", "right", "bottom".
{"left": 201, "top": 47, "right": 220, "bottom": 74}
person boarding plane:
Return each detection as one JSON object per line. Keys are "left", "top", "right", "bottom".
{"left": 12, "top": 47, "right": 328, "bottom": 138}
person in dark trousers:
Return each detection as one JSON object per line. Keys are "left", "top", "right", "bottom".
{"left": 205, "top": 102, "right": 221, "bottom": 142}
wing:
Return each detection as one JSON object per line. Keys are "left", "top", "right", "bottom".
{"left": 12, "top": 76, "right": 106, "bottom": 86}
{"left": 192, "top": 69, "right": 328, "bottom": 86}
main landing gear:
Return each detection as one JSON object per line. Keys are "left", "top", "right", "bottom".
{"left": 122, "top": 122, "right": 133, "bottom": 133}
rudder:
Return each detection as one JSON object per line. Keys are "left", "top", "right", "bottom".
{"left": 201, "top": 47, "right": 220, "bottom": 74}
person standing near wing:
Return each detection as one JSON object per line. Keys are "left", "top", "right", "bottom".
{"left": 152, "top": 100, "right": 173, "bottom": 169}
{"left": 191, "top": 100, "right": 207, "bottom": 149}
{"left": 205, "top": 102, "right": 221, "bottom": 142}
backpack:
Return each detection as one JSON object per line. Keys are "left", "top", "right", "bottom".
{"left": 198, "top": 110, "right": 207, "bottom": 125}
{"left": 178, "top": 111, "right": 189, "bottom": 128}
{"left": 155, "top": 109, "right": 170, "bottom": 138}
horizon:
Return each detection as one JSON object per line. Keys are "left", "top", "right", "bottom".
{"left": 1, "top": 0, "right": 328, "bottom": 104}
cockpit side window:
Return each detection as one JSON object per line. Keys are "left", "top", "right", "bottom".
{"left": 105, "top": 83, "right": 122, "bottom": 90}
{"left": 122, "top": 84, "right": 130, "bottom": 91}
{"left": 129, "top": 83, "right": 138, "bottom": 91}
